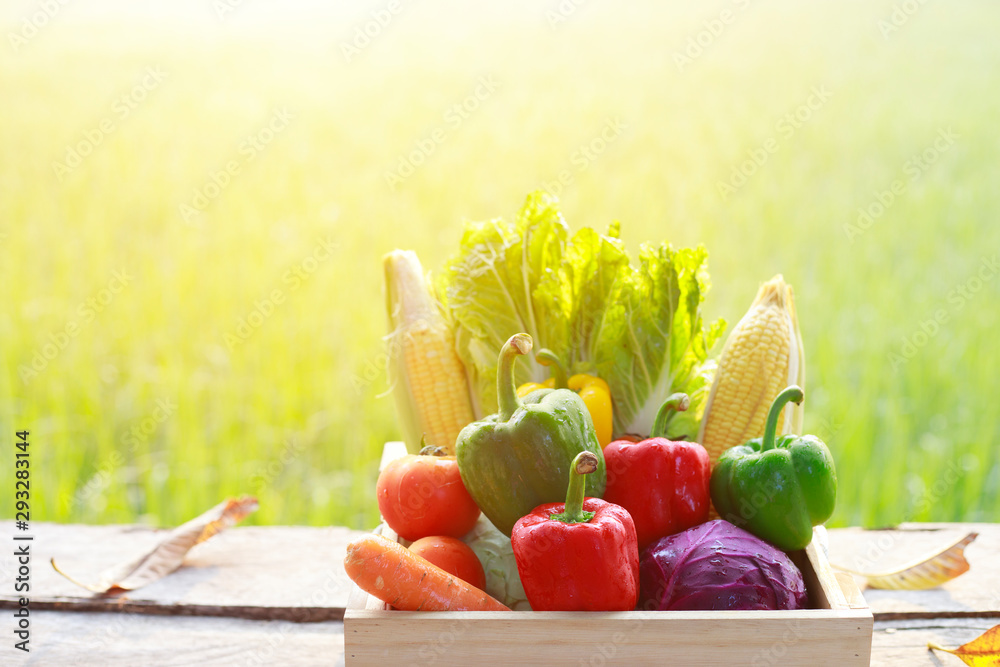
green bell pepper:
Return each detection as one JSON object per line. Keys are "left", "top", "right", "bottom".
{"left": 710, "top": 386, "right": 837, "bottom": 551}
{"left": 456, "top": 333, "right": 606, "bottom": 537}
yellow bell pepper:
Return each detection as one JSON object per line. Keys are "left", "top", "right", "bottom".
{"left": 516, "top": 378, "right": 555, "bottom": 396}
{"left": 516, "top": 350, "right": 613, "bottom": 448}
{"left": 567, "top": 373, "right": 613, "bottom": 448}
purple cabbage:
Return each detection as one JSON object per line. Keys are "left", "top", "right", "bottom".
{"left": 639, "top": 520, "right": 807, "bottom": 611}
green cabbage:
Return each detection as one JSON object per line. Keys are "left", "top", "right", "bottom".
{"left": 439, "top": 192, "right": 571, "bottom": 416}
{"left": 439, "top": 191, "right": 724, "bottom": 439}
{"left": 462, "top": 515, "right": 531, "bottom": 610}
{"left": 592, "top": 243, "right": 726, "bottom": 437}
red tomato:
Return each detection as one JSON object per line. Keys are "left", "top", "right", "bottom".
{"left": 376, "top": 454, "right": 480, "bottom": 541}
{"left": 408, "top": 536, "right": 486, "bottom": 590}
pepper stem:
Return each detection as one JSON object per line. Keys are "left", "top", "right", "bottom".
{"left": 761, "top": 385, "right": 805, "bottom": 451}
{"left": 498, "top": 334, "right": 533, "bottom": 422}
{"left": 548, "top": 451, "right": 599, "bottom": 524}
{"left": 650, "top": 393, "right": 690, "bottom": 439}
{"left": 535, "top": 349, "right": 569, "bottom": 389}
{"left": 418, "top": 438, "right": 448, "bottom": 457}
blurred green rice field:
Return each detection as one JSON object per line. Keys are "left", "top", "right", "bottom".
{"left": 2, "top": 0, "right": 998, "bottom": 529}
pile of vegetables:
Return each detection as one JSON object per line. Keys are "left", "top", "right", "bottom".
{"left": 345, "top": 191, "right": 839, "bottom": 614}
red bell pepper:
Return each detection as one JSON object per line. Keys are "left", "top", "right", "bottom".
{"left": 511, "top": 451, "right": 639, "bottom": 611}
{"left": 603, "top": 393, "right": 711, "bottom": 550}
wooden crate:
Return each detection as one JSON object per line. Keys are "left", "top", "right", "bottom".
{"left": 344, "top": 442, "right": 873, "bottom": 665}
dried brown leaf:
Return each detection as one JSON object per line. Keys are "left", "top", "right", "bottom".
{"left": 833, "top": 531, "right": 977, "bottom": 590}
{"left": 928, "top": 624, "right": 1000, "bottom": 666}
{"left": 52, "top": 496, "right": 258, "bottom": 594}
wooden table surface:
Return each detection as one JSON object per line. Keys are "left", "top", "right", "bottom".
{"left": 1, "top": 521, "right": 996, "bottom": 666}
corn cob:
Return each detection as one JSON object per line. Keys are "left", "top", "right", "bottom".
{"left": 697, "top": 274, "right": 805, "bottom": 466}
{"left": 384, "top": 250, "right": 475, "bottom": 455}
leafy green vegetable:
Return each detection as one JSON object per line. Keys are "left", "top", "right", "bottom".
{"left": 441, "top": 192, "right": 571, "bottom": 415}
{"left": 462, "top": 515, "right": 531, "bottom": 610}
{"left": 560, "top": 222, "right": 629, "bottom": 369}
{"left": 440, "top": 191, "right": 724, "bottom": 439}
{"left": 594, "top": 244, "right": 725, "bottom": 438}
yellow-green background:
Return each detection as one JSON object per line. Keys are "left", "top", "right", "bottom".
{"left": 2, "top": 0, "right": 997, "bottom": 529}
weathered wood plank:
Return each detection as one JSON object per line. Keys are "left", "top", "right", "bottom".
{"left": 0, "top": 522, "right": 369, "bottom": 621}
{"left": 3, "top": 610, "right": 994, "bottom": 666}
{"left": 0, "top": 516, "right": 993, "bottom": 667}
{"left": 827, "top": 523, "right": 1000, "bottom": 619}
{"left": 1, "top": 611, "right": 345, "bottom": 666}
{"left": 871, "top": 617, "right": 1000, "bottom": 666}
{"left": 0, "top": 519, "right": 991, "bottom": 665}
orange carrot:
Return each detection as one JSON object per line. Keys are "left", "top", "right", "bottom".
{"left": 344, "top": 534, "right": 509, "bottom": 611}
